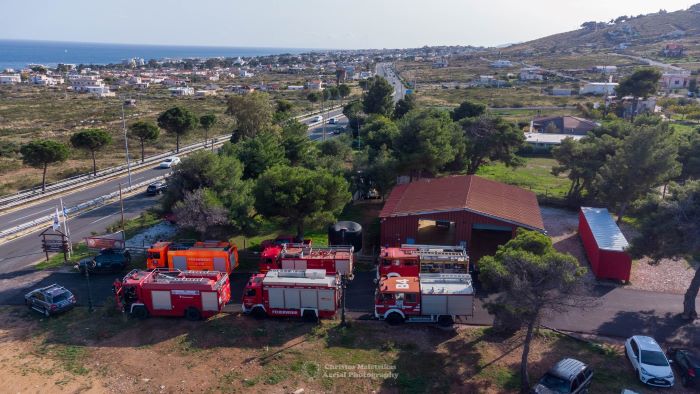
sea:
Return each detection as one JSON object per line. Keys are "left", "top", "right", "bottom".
{"left": 0, "top": 39, "right": 312, "bottom": 71}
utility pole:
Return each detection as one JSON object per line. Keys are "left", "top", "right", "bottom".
{"left": 121, "top": 101, "right": 133, "bottom": 189}
{"left": 119, "top": 184, "right": 125, "bottom": 240}
{"left": 321, "top": 88, "right": 326, "bottom": 142}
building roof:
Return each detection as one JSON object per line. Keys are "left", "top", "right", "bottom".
{"left": 525, "top": 133, "right": 584, "bottom": 145}
{"left": 532, "top": 116, "right": 599, "bottom": 134}
{"left": 580, "top": 207, "right": 629, "bottom": 252}
{"left": 380, "top": 175, "right": 545, "bottom": 231}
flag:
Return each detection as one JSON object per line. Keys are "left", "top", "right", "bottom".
{"left": 52, "top": 207, "right": 61, "bottom": 231}
{"left": 61, "top": 199, "right": 68, "bottom": 220}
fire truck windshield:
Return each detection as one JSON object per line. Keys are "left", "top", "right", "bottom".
{"left": 147, "top": 252, "right": 160, "bottom": 259}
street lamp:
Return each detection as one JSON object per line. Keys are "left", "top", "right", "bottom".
{"left": 121, "top": 100, "right": 133, "bottom": 189}
{"left": 84, "top": 259, "right": 95, "bottom": 313}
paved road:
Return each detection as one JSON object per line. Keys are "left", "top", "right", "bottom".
{"left": 376, "top": 62, "right": 405, "bottom": 103}
{"left": 610, "top": 53, "right": 684, "bottom": 71}
{"left": 3, "top": 269, "right": 697, "bottom": 345}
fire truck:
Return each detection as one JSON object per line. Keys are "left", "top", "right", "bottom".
{"left": 259, "top": 244, "right": 354, "bottom": 277}
{"left": 374, "top": 273, "right": 474, "bottom": 327}
{"left": 242, "top": 269, "right": 340, "bottom": 321}
{"left": 377, "top": 244, "right": 469, "bottom": 279}
{"left": 146, "top": 240, "right": 238, "bottom": 273}
{"left": 113, "top": 269, "right": 231, "bottom": 320}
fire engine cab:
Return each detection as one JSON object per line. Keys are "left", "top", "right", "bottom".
{"left": 113, "top": 269, "right": 231, "bottom": 320}
{"left": 242, "top": 269, "right": 340, "bottom": 321}
{"left": 146, "top": 240, "right": 238, "bottom": 273}
{"left": 259, "top": 244, "right": 354, "bottom": 277}
{"left": 374, "top": 273, "right": 474, "bottom": 326}
{"left": 377, "top": 244, "right": 469, "bottom": 278}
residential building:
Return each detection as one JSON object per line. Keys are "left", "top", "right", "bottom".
{"left": 432, "top": 58, "right": 449, "bottom": 68}
{"left": 519, "top": 67, "right": 543, "bottom": 81}
{"left": 661, "top": 43, "right": 685, "bottom": 58}
{"left": 30, "top": 74, "right": 62, "bottom": 86}
{"left": 85, "top": 85, "right": 115, "bottom": 97}
{"left": 195, "top": 89, "right": 216, "bottom": 97}
{"left": 580, "top": 82, "right": 618, "bottom": 95}
{"left": 169, "top": 87, "right": 194, "bottom": 96}
{"left": 379, "top": 175, "right": 544, "bottom": 264}
{"left": 661, "top": 71, "right": 691, "bottom": 92}
{"left": 524, "top": 133, "right": 584, "bottom": 153}
{"left": 306, "top": 80, "right": 324, "bottom": 90}
{"left": 71, "top": 75, "right": 104, "bottom": 92}
{"left": 490, "top": 59, "right": 513, "bottom": 68}
{"left": 0, "top": 74, "right": 21, "bottom": 85}
{"left": 593, "top": 66, "right": 617, "bottom": 74}
{"left": 532, "top": 116, "right": 599, "bottom": 135}
{"left": 287, "top": 85, "right": 304, "bottom": 91}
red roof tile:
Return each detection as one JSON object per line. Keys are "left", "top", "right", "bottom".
{"left": 379, "top": 175, "right": 544, "bottom": 231}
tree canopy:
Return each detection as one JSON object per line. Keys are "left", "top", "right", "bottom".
{"left": 229, "top": 132, "right": 288, "bottom": 180}
{"left": 20, "top": 139, "right": 69, "bottom": 192}
{"left": 253, "top": 165, "right": 351, "bottom": 240}
{"left": 129, "top": 121, "right": 160, "bottom": 163}
{"left": 362, "top": 76, "right": 395, "bottom": 117}
{"left": 458, "top": 115, "right": 524, "bottom": 174}
{"left": 393, "top": 93, "right": 416, "bottom": 119}
{"left": 225, "top": 92, "right": 274, "bottom": 141}
{"left": 70, "top": 129, "right": 112, "bottom": 175}
{"left": 343, "top": 101, "right": 365, "bottom": 134}
{"left": 452, "top": 100, "right": 487, "bottom": 121}
{"left": 157, "top": 107, "right": 199, "bottom": 152}
{"left": 616, "top": 68, "right": 662, "bottom": 99}
{"left": 173, "top": 188, "right": 229, "bottom": 238}
{"left": 480, "top": 229, "right": 585, "bottom": 392}
{"left": 360, "top": 114, "right": 399, "bottom": 153}
{"left": 280, "top": 120, "right": 314, "bottom": 166}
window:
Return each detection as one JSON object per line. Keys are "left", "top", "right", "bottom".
{"left": 52, "top": 292, "right": 70, "bottom": 303}
{"left": 572, "top": 373, "right": 584, "bottom": 391}
{"left": 33, "top": 293, "right": 45, "bottom": 302}
{"left": 631, "top": 341, "right": 639, "bottom": 357}
{"left": 395, "top": 293, "right": 405, "bottom": 301}
{"left": 641, "top": 350, "right": 669, "bottom": 367}
{"left": 381, "top": 293, "right": 394, "bottom": 302}
{"left": 245, "top": 289, "right": 256, "bottom": 297}
{"left": 538, "top": 373, "right": 571, "bottom": 393}
{"left": 147, "top": 252, "right": 160, "bottom": 259}
{"left": 405, "top": 293, "right": 417, "bottom": 303}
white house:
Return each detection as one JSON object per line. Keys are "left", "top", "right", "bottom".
{"left": 195, "top": 89, "right": 216, "bottom": 97}
{"left": 519, "top": 67, "right": 543, "bottom": 81}
{"left": 661, "top": 71, "right": 691, "bottom": 92}
{"left": 524, "top": 132, "right": 584, "bottom": 152}
{"left": 287, "top": 85, "right": 304, "bottom": 91}
{"left": 71, "top": 76, "right": 104, "bottom": 92}
{"left": 0, "top": 74, "right": 21, "bottom": 85}
{"left": 306, "top": 80, "right": 324, "bottom": 90}
{"left": 593, "top": 66, "right": 618, "bottom": 74}
{"left": 85, "top": 85, "right": 115, "bottom": 97}
{"left": 490, "top": 60, "right": 513, "bottom": 68}
{"left": 30, "top": 74, "right": 61, "bottom": 86}
{"left": 169, "top": 87, "right": 194, "bottom": 96}
{"left": 580, "top": 82, "right": 618, "bottom": 95}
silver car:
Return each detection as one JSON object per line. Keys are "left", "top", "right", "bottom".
{"left": 25, "top": 284, "right": 76, "bottom": 317}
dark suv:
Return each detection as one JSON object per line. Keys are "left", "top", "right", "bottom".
{"left": 25, "top": 284, "right": 76, "bottom": 317}
{"left": 668, "top": 348, "right": 700, "bottom": 388}
{"left": 146, "top": 181, "right": 167, "bottom": 195}
{"left": 77, "top": 248, "right": 131, "bottom": 274}
{"left": 532, "top": 358, "right": 594, "bottom": 393}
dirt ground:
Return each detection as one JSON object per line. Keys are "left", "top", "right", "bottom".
{"left": 2, "top": 305, "right": 692, "bottom": 394}
{"left": 541, "top": 206, "right": 697, "bottom": 294}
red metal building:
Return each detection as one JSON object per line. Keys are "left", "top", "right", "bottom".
{"left": 379, "top": 175, "right": 545, "bottom": 264}
{"left": 578, "top": 207, "right": 632, "bottom": 282}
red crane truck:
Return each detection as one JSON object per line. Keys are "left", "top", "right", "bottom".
{"left": 113, "top": 269, "right": 231, "bottom": 320}
{"left": 374, "top": 273, "right": 474, "bottom": 327}
{"left": 377, "top": 244, "right": 469, "bottom": 279}
{"left": 242, "top": 269, "right": 340, "bottom": 321}
{"left": 259, "top": 244, "right": 354, "bottom": 277}
{"left": 146, "top": 240, "right": 239, "bottom": 273}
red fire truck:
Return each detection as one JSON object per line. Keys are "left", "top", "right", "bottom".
{"left": 374, "top": 273, "right": 474, "bottom": 327}
{"left": 242, "top": 269, "right": 340, "bottom": 321}
{"left": 259, "top": 244, "right": 354, "bottom": 277}
{"left": 113, "top": 269, "right": 231, "bottom": 320}
{"left": 377, "top": 244, "right": 469, "bottom": 279}
{"left": 146, "top": 240, "right": 238, "bottom": 273}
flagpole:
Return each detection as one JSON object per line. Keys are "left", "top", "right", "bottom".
{"left": 60, "top": 198, "right": 72, "bottom": 258}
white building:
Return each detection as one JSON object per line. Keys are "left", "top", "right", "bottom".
{"left": 524, "top": 132, "right": 584, "bottom": 152}
{"left": 71, "top": 75, "right": 105, "bottom": 92}
{"left": 519, "top": 67, "right": 543, "bottom": 81}
{"left": 0, "top": 74, "right": 22, "bottom": 85}
{"left": 169, "top": 87, "right": 194, "bottom": 96}
{"left": 661, "top": 71, "right": 692, "bottom": 92}
{"left": 580, "top": 82, "right": 618, "bottom": 95}
{"left": 287, "top": 85, "right": 304, "bottom": 91}
{"left": 593, "top": 66, "right": 617, "bottom": 74}
{"left": 30, "top": 74, "right": 61, "bottom": 86}
{"left": 306, "top": 80, "right": 323, "bottom": 90}
{"left": 195, "top": 89, "right": 216, "bottom": 97}
{"left": 490, "top": 60, "right": 513, "bottom": 68}
{"left": 85, "top": 85, "right": 115, "bottom": 97}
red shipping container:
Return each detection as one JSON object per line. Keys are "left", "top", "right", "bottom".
{"left": 578, "top": 207, "right": 632, "bottom": 282}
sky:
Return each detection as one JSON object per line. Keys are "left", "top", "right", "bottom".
{"left": 0, "top": 0, "right": 695, "bottom": 49}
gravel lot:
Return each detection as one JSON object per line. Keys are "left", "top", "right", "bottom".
{"left": 541, "top": 206, "right": 697, "bottom": 295}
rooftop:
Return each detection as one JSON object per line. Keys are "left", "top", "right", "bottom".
{"left": 581, "top": 207, "right": 629, "bottom": 252}
{"left": 380, "top": 175, "right": 544, "bottom": 231}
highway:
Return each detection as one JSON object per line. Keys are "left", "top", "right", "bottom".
{"left": 0, "top": 110, "right": 346, "bottom": 275}
{"left": 376, "top": 62, "right": 405, "bottom": 103}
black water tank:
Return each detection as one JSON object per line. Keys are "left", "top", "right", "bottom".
{"left": 328, "top": 221, "right": 362, "bottom": 252}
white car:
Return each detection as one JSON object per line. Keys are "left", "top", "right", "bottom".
{"left": 625, "top": 335, "right": 674, "bottom": 387}
{"left": 313, "top": 115, "right": 323, "bottom": 123}
{"left": 159, "top": 156, "right": 180, "bottom": 169}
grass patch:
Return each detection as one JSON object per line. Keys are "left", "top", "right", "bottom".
{"left": 36, "top": 243, "right": 92, "bottom": 270}
{"left": 476, "top": 157, "right": 570, "bottom": 199}
{"left": 106, "top": 210, "right": 162, "bottom": 239}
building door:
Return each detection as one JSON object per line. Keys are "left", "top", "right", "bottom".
{"left": 416, "top": 219, "right": 456, "bottom": 245}
{"left": 471, "top": 224, "right": 514, "bottom": 269}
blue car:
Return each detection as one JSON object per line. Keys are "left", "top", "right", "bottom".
{"left": 25, "top": 284, "right": 76, "bottom": 317}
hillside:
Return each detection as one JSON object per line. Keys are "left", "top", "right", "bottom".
{"left": 504, "top": 4, "right": 700, "bottom": 53}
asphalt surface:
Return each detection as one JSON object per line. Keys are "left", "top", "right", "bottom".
{"left": 376, "top": 62, "right": 405, "bottom": 103}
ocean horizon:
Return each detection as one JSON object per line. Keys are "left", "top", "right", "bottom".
{"left": 0, "top": 39, "right": 316, "bottom": 71}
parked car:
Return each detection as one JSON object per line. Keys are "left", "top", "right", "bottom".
{"left": 667, "top": 348, "right": 700, "bottom": 388}
{"left": 625, "top": 335, "right": 674, "bottom": 387}
{"left": 77, "top": 248, "right": 131, "bottom": 274}
{"left": 159, "top": 156, "right": 180, "bottom": 168}
{"left": 146, "top": 180, "right": 168, "bottom": 195}
{"left": 24, "top": 284, "right": 76, "bottom": 317}
{"left": 531, "top": 358, "right": 593, "bottom": 393}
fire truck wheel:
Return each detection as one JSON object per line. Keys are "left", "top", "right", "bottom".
{"left": 132, "top": 306, "right": 149, "bottom": 320}
{"left": 437, "top": 315, "right": 454, "bottom": 327}
{"left": 251, "top": 307, "right": 267, "bottom": 319}
{"left": 302, "top": 310, "right": 318, "bottom": 323}
{"left": 185, "top": 307, "right": 202, "bottom": 321}
{"left": 386, "top": 312, "right": 404, "bottom": 325}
